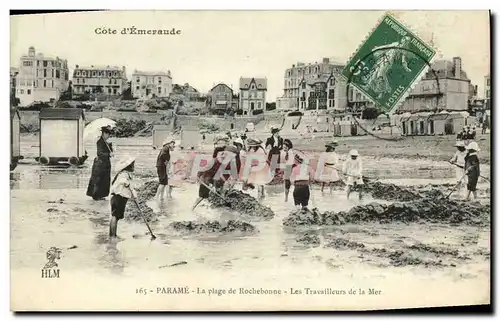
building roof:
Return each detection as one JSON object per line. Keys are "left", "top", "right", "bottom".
{"left": 209, "top": 83, "right": 233, "bottom": 93}
{"left": 133, "top": 70, "right": 171, "bottom": 77}
{"left": 239, "top": 77, "right": 267, "bottom": 90}
{"left": 423, "top": 59, "right": 470, "bottom": 81}
{"left": 39, "top": 108, "right": 85, "bottom": 120}
{"left": 75, "top": 65, "right": 123, "bottom": 71}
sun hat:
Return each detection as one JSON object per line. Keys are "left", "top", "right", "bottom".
{"left": 466, "top": 142, "right": 480, "bottom": 151}
{"left": 115, "top": 156, "right": 136, "bottom": 173}
{"left": 163, "top": 136, "right": 176, "bottom": 146}
{"left": 325, "top": 140, "right": 339, "bottom": 148}
{"left": 101, "top": 126, "right": 113, "bottom": 134}
{"left": 270, "top": 125, "right": 281, "bottom": 132}
{"left": 283, "top": 138, "right": 293, "bottom": 149}
{"left": 233, "top": 138, "right": 244, "bottom": 146}
{"left": 214, "top": 134, "right": 230, "bottom": 143}
{"left": 247, "top": 138, "right": 262, "bottom": 146}
{"left": 349, "top": 149, "right": 359, "bottom": 156}
{"left": 454, "top": 140, "right": 465, "bottom": 147}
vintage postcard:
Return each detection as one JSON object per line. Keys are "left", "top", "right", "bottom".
{"left": 10, "top": 10, "right": 491, "bottom": 311}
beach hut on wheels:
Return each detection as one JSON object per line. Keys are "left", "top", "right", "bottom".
{"left": 38, "top": 108, "right": 87, "bottom": 166}
{"left": 10, "top": 108, "right": 22, "bottom": 171}
{"left": 152, "top": 125, "right": 171, "bottom": 149}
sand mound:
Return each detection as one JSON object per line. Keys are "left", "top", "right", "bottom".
{"left": 362, "top": 181, "right": 420, "bottom": 201}
{"left": 283, "top": 190, "right": 490, "bottom": 227}
{"left": 208, "top": 189, "right": 275, "bottom": 220}
{"left": 136, "top": 180, "right": 159, "bottom": 202}
{"left": 168, "top": 220, "right": 257, "bottom": 234}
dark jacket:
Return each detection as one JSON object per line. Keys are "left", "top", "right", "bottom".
{"left": 465, "top": 152, "right": 480, "bottom": 178}
{"left": 265, "top": 135, "right": 283, "bottom": 163}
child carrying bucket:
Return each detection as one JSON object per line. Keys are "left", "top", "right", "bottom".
{"left": 109, "top": 156, "right": 137, "bottom": 238}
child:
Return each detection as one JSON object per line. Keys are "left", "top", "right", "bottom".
{"left": 449, "top": 140, "right": 467, "bottom": 191}
{"left": 282, "top": 138, "right": 294, "bottom": 202}
{"left": 155, "top": 136, "right": 176, "bottom": 205}
{"left": 342, "top": 149, "right": 363, "bottom": 200}
{"left": 464, "top": 142, "right": 481, "bottom": 201}
{"left": 191, "top": 135, "right": 228, "bottom": 210}
{"left": 244, "top": 138, "right": 268, "bottom": 199}
{"left": 290, "top": 152, "right": 314, "bottom": 210}
{"left": 319, "top": 140, "right": 340, "bottom": 194}
{"left": 109, "top": 156, "right": 137, "bottom": 238}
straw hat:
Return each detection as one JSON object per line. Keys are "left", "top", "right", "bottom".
{"left": 163, "top": 136, "right": 176, "bottom": 146}
{"left": 349, "top": 149, "right": 359, "bottom": 156}
{"left": 115, "top": 156, "right": 135, "bottom": 173}
{"left": 325, "top": 140, "right": 339, "bottom": 148}
{"left": 454, "top": 140, "right": 465, "bottom": 147}
{"left": 270, "top": 125, "right": 281, "bottom": 133}
{"left": 247, "top": 138, "right": 262, "bottom": 146}
{"left": 233, "top": 138, "right": 244, "bottom": 146}
{"left": 466, "top": 142, "right": 480, "bottom": 151}
{"left": 214, "top": 134, "right": 230, "bottom": 143}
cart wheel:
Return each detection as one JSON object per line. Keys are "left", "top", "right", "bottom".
{"left": 39, "top": 156, "right": 49, "bottom": 165}
{"left": 69, "top": 156, "right": 79, "bottom": 166}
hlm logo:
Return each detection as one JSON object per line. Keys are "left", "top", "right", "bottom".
{"left": 41, "top": 247, "right": 61, "bottom": 279}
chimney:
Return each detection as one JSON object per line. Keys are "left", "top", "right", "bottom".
{"left": 453, "top": 57, "right": 461, "bottom": 79}
{"left": 76, "top": 64, "right": 79, "bottom": 69}
{"left": 323, "top": 58, "right": 330, "bottom": 64}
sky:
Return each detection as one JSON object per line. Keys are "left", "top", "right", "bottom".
{"left": 10, "top": 10, "right": 490, "bottom": 100}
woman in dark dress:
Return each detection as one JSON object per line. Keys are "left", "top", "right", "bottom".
{"left": 265, "top": 125, "right": 284, "bottom": 171}
{"left": 464, "top": 142, "right": 481, "bottom": 201}
{"left": 86, "top": 126, "right": 114, "bottom": 200}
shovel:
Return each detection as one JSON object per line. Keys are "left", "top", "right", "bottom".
{"left": 129, "top": 187, "right": 156, "bottom": 240}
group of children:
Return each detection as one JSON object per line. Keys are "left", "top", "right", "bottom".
{"left": 456, "top": 126, "right": 477, "bottom": 141}
{"left": 449, "top": 140, "right": 482, "bottom": 200}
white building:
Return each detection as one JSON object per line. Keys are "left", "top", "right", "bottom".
{"left": 239, "top": 77, "right": 267, "bottom": 115}
{"left": 132, "top": 70, "right": 172, "bottom": 98}
{"left": 15, "top": 46, "right": 69, "bottom": 106}
{"left": 72, "top": 65, "right": 128, "bottom": 98}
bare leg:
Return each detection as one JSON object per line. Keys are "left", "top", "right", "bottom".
{"left": 167, "top": 185, "right": 173, "bottom": 199}
{"left": 329, "top": 184, "right": 333, "bottom": 195}
{"left": 285, "top": 189, "right": 290, "bottom": 202}
{"left": 473, "top": 191, "right": 478, "bottom": 200}
{"left": 358, "top": 186, "right": 363, "bottom": 201}
{"left": 260, "top": 186, "right": 265, "bottom": 199}
{"left": 346, "top": 185, "right": 352, "bottom": 199}
{"left": 156, "top": 185, "right": 165, "bottom": 203}
{"left": 109, "top": 216, "right": 118, "bottom": 238}
{"left": 321, "top": 182, "right": 325, "bottom": 193}
{"left": 465, "top": 190, "right": 471, "bottom": 201}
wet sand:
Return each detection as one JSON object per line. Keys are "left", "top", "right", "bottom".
{"left": 11, "top": 135, "right": 491, "bottom": 310}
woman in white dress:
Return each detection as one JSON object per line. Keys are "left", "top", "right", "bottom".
{"left": 318, "top": 140, "right": 340, "bottom": 194}
{"left": 449, "top": 140, "right": 467, "bottom": 192}
{"left": 243, "top": 138, "right": 270, "bottom": 199}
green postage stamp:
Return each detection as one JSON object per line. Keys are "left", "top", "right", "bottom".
{"left": 341, "top": 13, "right": 436, "bottom": 113}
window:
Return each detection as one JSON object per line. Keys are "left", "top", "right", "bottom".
{"left": 33, "top": 81, "right": 35, "bottom": 86}
{"left": 329, "top": 100, "right": 332, "bottom": 108}
{"left": 83, "top": 79, "right": 85, "bottom": 84}
{"left": 487, "top": 90, "right": 490, "bottom": 98}
{"left": 77, "top": 78, "right": 80, "bottom": 84}
{"left": 330, "top": 78, "right": 335, "bottom": 86}
{"left": 51, "top": 80, "right": 54, "bottom": 87}
{"left": 36, "top": 70, "right": 38, "bottom": 77}
{"left": 158, "top": 77, "right": 162, "bottom": 83}
{"left": 76, "top": 71, "right": 80, "bottom": 77}
{"left": 302, "top": 82, "right": 306, "bottom": 89}
{"left": 114, "top": 79, "right": 117, "bottom": 84}
{"left": 22, "top": 61, "right": 32, "bottom": 67}
{"left": 136, "top": 86, "right": 140, "bottom": 90}
{"left": 43, "top": 80, "right": 46, "bottom": 87}
{"left": 92, "top": 71, "right": 96, "bottom": 77}
{"left": 136, "top": 77, "right": 140, "bottom": 83}
{"left": 37, "top": 61, "right": 40, "bottom": 67}
{"left": 329, "top": 89, "right": 335, "bottom": 99}
{"left": 158, "top": 87, "right": 161, "bottom": 94}
{"left": 113, "top": 88, "right": 117, "bottom": 94}
{"left": 258, "top": 102, "right": 261, "bottom": 109}
{"left": 356, "top": 93, "right": 361, "bottom": 101}
{"left": 27, "top": 89, "right": 31, "bottom": 95}
{"left": 302, "top": 92, "right": 306, "bottom": 99}
{"left": 43, "top": 61, "right": 47, "bottom": 67}
{"left": 20, "top": 89, "right": 24, "bottom": 94}
{"left": 51, "top": 69, "right": 54, "bottom": 78}
{"left": 82, "top": 71, "right": 86, "bottom": 77}
{"left": 108, "top": 88, "right": 112, "bottom": 94}
{"left": 43, "top": 69, "right": 47, "bottom": 77}
{"left": 487, "top": 79, "right": 490, "bottom": 86}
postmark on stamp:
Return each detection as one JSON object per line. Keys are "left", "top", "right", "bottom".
{"left": 341, "top": 13, "right": 436, "bottom": 113}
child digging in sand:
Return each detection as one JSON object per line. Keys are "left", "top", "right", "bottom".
{"left": 109, "top": 156, "right": 137, "bottom": 238}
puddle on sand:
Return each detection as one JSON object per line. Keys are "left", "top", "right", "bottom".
{"left": 11, "top": 138, "right": 490, "bottom": 294}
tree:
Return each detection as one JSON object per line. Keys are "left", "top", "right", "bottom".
{"left": 266, "top": 102, "right": 276, "bottom": 111}
{"left": 59, "top": 81, "right": 73, "bottom": 101}
{"left": 361, "top": 107, "right": 381, "bottom": 120}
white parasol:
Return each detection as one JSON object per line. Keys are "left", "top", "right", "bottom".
{"left": 83, "top": 117, "right": 116, "bottom": 143}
